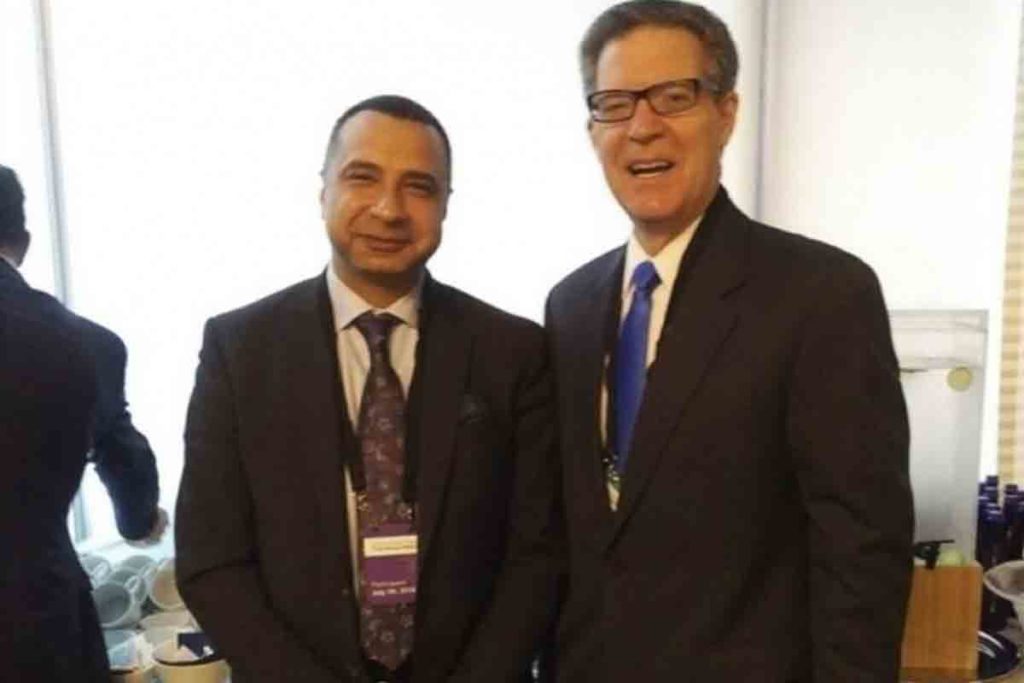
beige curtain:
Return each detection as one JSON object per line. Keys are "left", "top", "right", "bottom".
{"left": 999, "top": 27, "right": 1024, "bottom": 484}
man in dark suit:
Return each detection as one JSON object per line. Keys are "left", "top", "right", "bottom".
{"left": 0, "top": 164, "right": 164, "bottom": 680}
{"left": 544, "top": 2, "right": 914, "bottom": 681}
{"left": 175, "top": 95, "right": 561, "bottom": 683}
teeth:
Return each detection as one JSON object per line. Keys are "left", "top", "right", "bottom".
{"left": 629, "top": 161, "right": 673, "bottom": 175}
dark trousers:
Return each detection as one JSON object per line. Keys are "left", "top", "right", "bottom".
{"left": 4, "top": 582, "right": 109, "bottom": 683}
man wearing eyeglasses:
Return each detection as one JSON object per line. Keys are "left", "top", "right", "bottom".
{"left": 544, "top": 2, "right": 913, "bottom": 681}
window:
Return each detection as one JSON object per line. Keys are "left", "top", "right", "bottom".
{"left": 8, "top": 1, "right": 757, "bottom": 549}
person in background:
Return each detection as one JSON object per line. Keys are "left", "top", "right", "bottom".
{"left": 0, "top": 163, "right": 166, "bottom": 680}
{"left": 175, "top": 95, "right": 561, "bottom": 683}
{"left": 543, "top": 2, "right": 914, "bottom": 680}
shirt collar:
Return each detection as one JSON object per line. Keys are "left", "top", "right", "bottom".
{"left": 622, "top": 214, "right": 702, "bottom": 297}
{"left": 0, "top": 252, "right": 20, "bottom": 271}
{"left": 325, "top": 264, "right": 422, "bottom": 332}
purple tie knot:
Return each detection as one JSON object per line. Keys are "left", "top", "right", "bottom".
{"left": 354, "top": 312, "right": 401, "bottom": 356}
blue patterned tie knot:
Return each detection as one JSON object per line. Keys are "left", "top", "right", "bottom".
{"left": 354, "top": 312, "right": 400, "bottom": 358}
{"left": 631, "top": 260, "right": 660, "bottom": 295}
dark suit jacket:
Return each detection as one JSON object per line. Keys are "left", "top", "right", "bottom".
{"left": 0, "top": 261, "right": 159, "bottom": 537}
{"left": 0, "top": 259, "right": 112, "bottom": 681}
{"left": 77, "top": 314, "right": 160, "bottom": 540}
{"left": 545, "top": 189, "right": 913, "bottom": 682}
{"left": 175, "top": 273, "right": 561, "bottom": 683}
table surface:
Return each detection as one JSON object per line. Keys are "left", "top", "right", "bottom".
{"left": 901, "top": 663, "right": 1024, "bottom": 681}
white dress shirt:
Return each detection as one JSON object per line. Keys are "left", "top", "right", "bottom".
{"left": 601, "top": 216, "right": 701, "bottom": 508}
{"left": 324, "top": 265, "right": 422, "bottom": 592}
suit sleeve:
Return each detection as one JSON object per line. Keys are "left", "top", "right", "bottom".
{"left": 175, "top": 319, "right": 343, "bottom": 683}
{"left": 447, "top": 328, "right": 565, "bottom": 683}
{"left": 786, "top": 265, "right": 913, "bottom": 681}
{"left": 88, "top": 329, "right": 160, "bottom": 540}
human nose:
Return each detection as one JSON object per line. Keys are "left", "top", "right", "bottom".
{"left": 369, "top": 185, "right": 407, "bottom": 224}
{"left": 627, "top": 97, "right": 665, "bottom": 144}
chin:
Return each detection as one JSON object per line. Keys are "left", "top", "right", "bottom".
{"left": 359, "top": 262, "right": 414, "bottom": 278}
{"left": 357, "top": 253, "right": 426, "bottom": 278}
{"left": 623, "top": 204, "right": 683, "bottom": 227}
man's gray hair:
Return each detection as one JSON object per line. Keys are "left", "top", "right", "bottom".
{"left": 579, "top": 0, "right": 738, "bottom": 96}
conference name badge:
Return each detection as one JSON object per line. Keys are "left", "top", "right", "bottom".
{"left": 363, "top": 523, "right": 417, "bottom": 606}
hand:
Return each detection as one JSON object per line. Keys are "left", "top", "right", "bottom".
{"left": 126, "top": 506, "right": 169, "bottom": 547}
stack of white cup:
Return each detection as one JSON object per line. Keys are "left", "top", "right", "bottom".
{"left": 81, "top": 552, "right": 199, "bottom": 681}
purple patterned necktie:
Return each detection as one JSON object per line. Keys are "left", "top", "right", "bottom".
{"left": 353, "top": 312, "right": 415, "bottom": 671}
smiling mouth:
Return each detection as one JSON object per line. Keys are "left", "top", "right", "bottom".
{"left": 627, "top": 160, "right": 675, "bottom": 178}
{"left": 360, "top": 235, "right": 410, "bottom": 252}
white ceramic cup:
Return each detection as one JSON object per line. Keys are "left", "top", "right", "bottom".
{"left": 147, "top": 558, "right": 184, "bottom": 611}
{"left": 107, "top": 633, "right": 155, "bottom": 683}
{"left": 108, "top": 567, "right": 149, "bottom": 604}
{"left": 106, "top": 632, "right": 142, "bottom": 670}
{"left": 93, "top": 579, "right": 143, "bottom": 629}
{"left": 140, "top": 610, "right": 195, "bottom": 631}
{"left": 141, "top": 625, "right": 181, "bottom": 650}
{"left": 78, "top": 553, "right": 112, "bottom": 587}
{"left": 102, "top": 628, "right": 136, "bottom": 652}
{"left": 140, "top": 610, "right": 195, "bottom": 649}
{"left": 118, "top": 554, "right": 157, "bottom": 575}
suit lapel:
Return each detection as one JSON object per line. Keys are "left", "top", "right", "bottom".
{"left": 568, "top": 251, "right": 623, "bottom": 537}
{"left": 410, "top": 276, "right": 471, "bottom": 571}
{"left": 606, "top": 190, "right": 749, "bottom": 547}
{"left": 283, "top": 276, "right": 357, "bottom": 579}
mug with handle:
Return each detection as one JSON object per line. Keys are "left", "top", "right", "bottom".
{"left": 93, "top": 578, "right": 143, "bottom": 629}
{"left": 107, "top": 567, "right": 149, "bottom": 604}
{"left": 118, "top": 554, "right": 157, "bottom": 575}
{"left": 78, "top": 553, "right": 112, "bottom": 587}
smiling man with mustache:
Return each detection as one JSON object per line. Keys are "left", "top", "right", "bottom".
{"left": 544, "top": 2, "right": 914, "bottom": 681}
{"left": 176, "top": 95, "right": 561, "bottom": 683}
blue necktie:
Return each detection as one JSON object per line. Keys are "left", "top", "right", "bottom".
{"left": 613, "top": 261, "right": 661, "bottom": 475}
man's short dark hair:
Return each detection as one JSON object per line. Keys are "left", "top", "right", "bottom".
{"left": 320, "top": 94, "right": 452, "bottom": 187}
{"left": 0, "top": 165, "right": 27, "bottom": 249}
{"left": 580, "top": 0, "right": 738, "bottom": 97}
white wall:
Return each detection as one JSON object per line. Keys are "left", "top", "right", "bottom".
{"left": 761, "top": 0, "right": 1022, "bottom": 475}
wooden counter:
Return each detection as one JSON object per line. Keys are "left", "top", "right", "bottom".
{"left": 901, "top": 665, "right": 1024, "bottom": 681}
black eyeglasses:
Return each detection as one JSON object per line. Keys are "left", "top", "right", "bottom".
{"left": 586, "top": 77, "right": 719, "bottom": 123}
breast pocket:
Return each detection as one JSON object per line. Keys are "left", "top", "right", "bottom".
{"left": 449, "top": 394, "right": 513, "bottom": 514}
{"left": 453, "top": 394, "right": 505, "bottom": 463}
{"left": 457, "top": 393, "right": 489, "bottom": 424}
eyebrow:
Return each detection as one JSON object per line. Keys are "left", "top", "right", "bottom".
{"left": 339, "top": 161, "right": 439, "bottom": 187}
{"left": 403, "top": 171, "right": 440, "bottom": 188}
{"left": 339, "top": 160, "right": 380, "bottom": 176}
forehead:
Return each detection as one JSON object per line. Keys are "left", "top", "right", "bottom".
{"left": 333, "top": 110, "right": 446, "bottom": 177}
{"left": 595, "top": 25, "right": 707, "bottom": 91}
